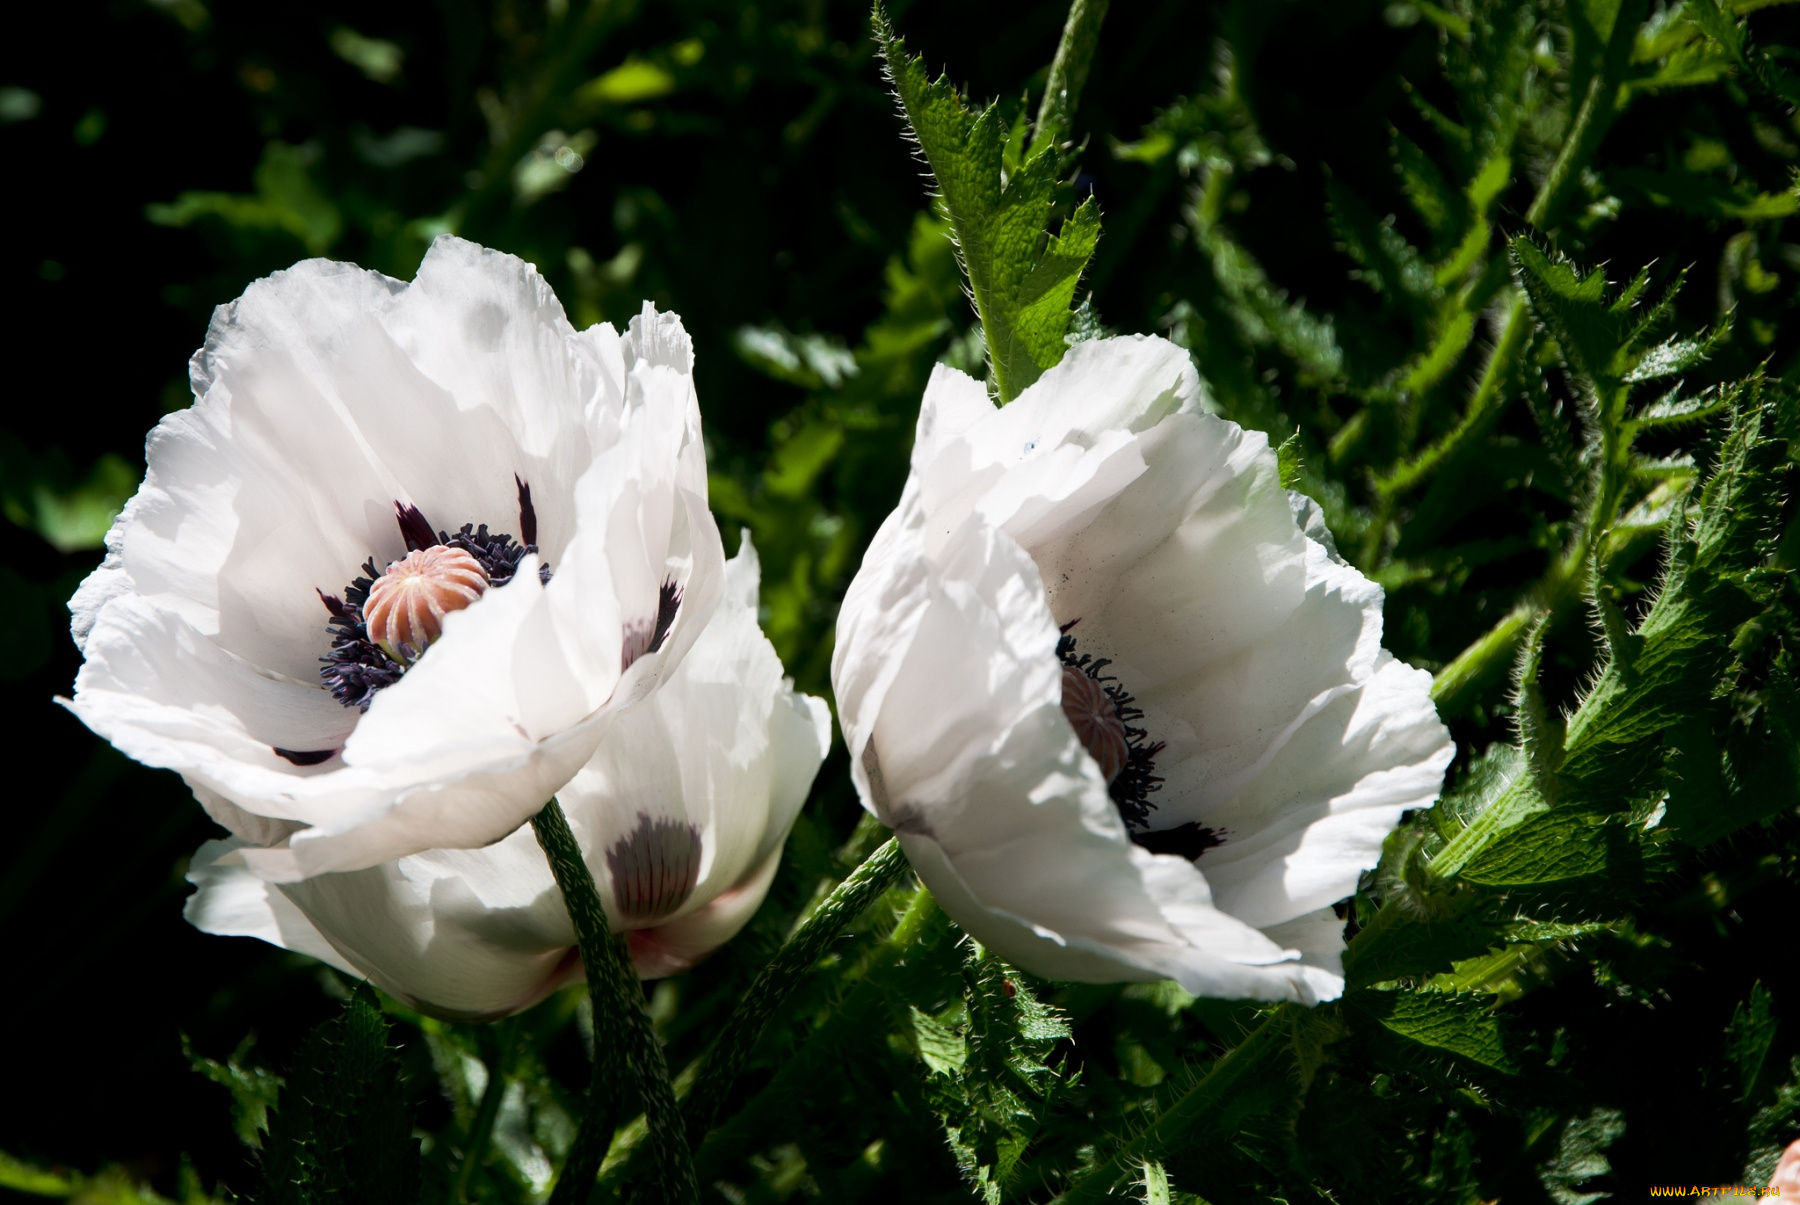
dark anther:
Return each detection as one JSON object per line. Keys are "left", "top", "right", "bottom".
{"left": 273, "top": 747, "right": 337, "bottom": 766}
{"left": 1058, "top": 623, "right": 1167, "bottom": 832}
{"left": 515, "top": 475, "right": 537, "bottom": 548}
{"left": 319, "top": 572, "right": 406, "bottom": 710}
{"left": 1130, "top": 822, "right": 1226, "bottom": 861}
{"left": 650, "top": 578, "right": 683, "bottom": 655}
{"left": 395, "top": 502, "right": 439, "bottom": 552}
{"left": 319, "top": 489, "right": 558, "bottom": 710}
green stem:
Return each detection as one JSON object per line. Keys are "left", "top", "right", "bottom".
{"left": 1377, "top": 292, "right": 1528, "bottom": 500}
{"left": 530, "top": 798, "right": 695, "bottom": 1205}
{"left": 691, "top": 888, "right": 948, "bottom": 1186}
{"left": 1058, "top": 1007, "right": 1295, "bottom": 1204}
{"left": 682, "top": 837, "right": 910, "bottom": 1146}
{"left": 1526, "top": 73, "right": 1604, "bottom": 231}
{"left": 1033, "top": 0, "right": 1111, "bottom": 149}
{"left": 1526, "top": 0, "right": 1639, "bottom": 232}
{"left": 450, "top": 1018, "right": 518, "bottom": 1204}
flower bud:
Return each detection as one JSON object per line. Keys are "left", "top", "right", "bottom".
{"left": 364, "top": 546, "right": 488, "bottom": 662}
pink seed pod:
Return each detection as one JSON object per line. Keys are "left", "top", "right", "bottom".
{"left": 363, "top": 546, "right": 489, "bottom": 663}
{"left": 1061, "top": 664, "right": 1128, "bottom": 783}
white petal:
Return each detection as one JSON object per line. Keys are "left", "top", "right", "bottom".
{"left": 277, "top": 826, "right": 581, "bottom": 1022}
{"left": 184, "top": 838, "right": 359, "bottom": 975}
{"left": 560, "top": 533, "right": 825, "bottom": 929}
{"left": 627, "top": 845, "right": 784, "bottom": 980}
{"left": 67, "top": 238, "right": 730, "bottom": 879}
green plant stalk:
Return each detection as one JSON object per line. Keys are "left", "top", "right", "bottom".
{"left": 450, "top": 1017, "right": 519, "bottom": 1204}
{"left": 1431, "top": 379, "right": 1635, "bottom": 719}
{"left": 1033, "top": 0, "right": 1110, "bottom": 148}
{"left": 530, "top": 798, "right": 695, "bottom": 1205}
{"left": 1526, "top": 0, "right": 1641, "bottom": 231}
{"left": 683, "top": 836, "right": 910, "bottom": 1145}
{"left": 1057, "top": 1006, "right": 1295, "bottom": 1204}
{"left": 691, "top": 887, "right": 946, "bottom": 1184}
{"left": 1525, "top": 74, "right": 1605, "bottom": 230}
{"left": 1378, "top": 292, "right": 1528, "bottom": 500}
{"left": 1358, "top": 288, "right": 1529, "bottom": 572}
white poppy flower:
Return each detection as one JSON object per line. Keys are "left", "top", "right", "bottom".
{"left": 64, "top": 236, "right": 724, "bottom": 882}
{"left": 184, "top": 537, "right": 831, "bottom": 1022}
{"left": 832, "top": 335, "right": 1453, "bottom": 1004}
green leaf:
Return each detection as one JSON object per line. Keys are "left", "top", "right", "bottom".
{"left": 0, "top": 434, "right": 140, "bottom": 553}
{"left": 917, "top": 944, "right": 1073, "bottom": 1204}
{"left": 1622, "top": 322, "right": 1729, "bottom": 384}
{"left": 148, "top": 141, "right": 343, "bottom": 256}
{"left": 1537, "top": 1107, "right": 1626, "bottom": 1205}
{"left": 580, "top": 57, "right": 677, "bottom": 105}
{"left": 257, "top": 984, "right": 421, "bottom": 1205}
{"left": 909, "top": 1005, "right": 967, "bottom": 1076}
{"left": 1456, "top": 809, "right": 1617, "bottom": 886}
{"left": 185, "top": 1033, "right": 282, "bottom": 1148}
{"left": 733, "top": 325, "right": 859, "bottom": 391}
{"left": 1349, "top": 987, "right": 1520, "bottom": 1075}
{"left": 1275, "top": 429, "right": 1304, "bottom": 490}
{"left": 1511, "top": 237, "right": 1627, "bottom": 399}
{"left": 878, "top": 16, "right": 1101, "bottom": 402}
{"left": 0, "top": 1150, "right": 72, "bottom": 1196}
{"left": 1727, "top": 983, "right": 1782, "bottom": 1106}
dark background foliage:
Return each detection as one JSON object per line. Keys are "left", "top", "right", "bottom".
{"left": 3, "top": 0, "right": 1799, "bottom": 1201}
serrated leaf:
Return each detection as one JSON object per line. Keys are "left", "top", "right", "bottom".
{"left": 1623, "top": 324, "right": 1728, "bottom": 383}
{"left": 1511, "top": 237, "right": 1625, "bottom": 395}
{"left": 1457, "top": 810, "right": 1615, "bottom": 886}
{"left": 186, "top": 1033, "right": 282, "bottom": 1149}
{"left": 1344, "top": 905, "right": 1506, "bottom": 990}
{"left": 257, "top": 984, "right": 421, "bottom": 1205}
{"left": 1634, "top": 385, "right": 1729, "bottom": 427}
{"left": 1350, "top": 987, "right": 1520, "bottom": 1075}
{"left": 879, "top": 19, "right": 1100, "bottom": 402}
{"left": 919, "top": 946, "right": 1072, "bottom": 1202}
{"left": 1728, "top": 983, "right": 1781, "bottom": 1105}
{"left": 910, "top": 1005, "right": 967, "bottom": 1076}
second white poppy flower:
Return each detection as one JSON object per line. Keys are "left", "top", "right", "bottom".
{"left": 833, "top": 335, "right": 1453, "bottom": 1003}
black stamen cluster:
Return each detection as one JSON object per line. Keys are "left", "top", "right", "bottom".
{"left": 318, "top": 560, "right": 406, "bottom": 711}
{"left": 1058, "top": 621, "right": 1223, "bottom": 860}
{"left": 318, "top": 489, "right": 554, "bottom": 711}
{"left": 396, "top": 500, "right": 553, "bottom": 588}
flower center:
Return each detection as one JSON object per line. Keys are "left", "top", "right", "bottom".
{"left": 314, "top": 477, "right": 549, "bottom": 714}
{"left": 1057, "top": 622, "right": 1223, "bottom": 860}
{"left": 364, "top": 546, "right": 489, "bottom": 662}
{"left": 1061, "top": 664, "right": 1129, "bottom": 782}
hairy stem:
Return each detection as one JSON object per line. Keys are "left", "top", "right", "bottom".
{"left": 531, "top": 798, "right": 695, "bottom": 1205}
{"left": 683, "top": 837, "right": 910, "bottom": 1145}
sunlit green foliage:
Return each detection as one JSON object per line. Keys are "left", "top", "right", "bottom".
{"left": 6, "top": 0, "right": 1800, "bottom": 1201}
